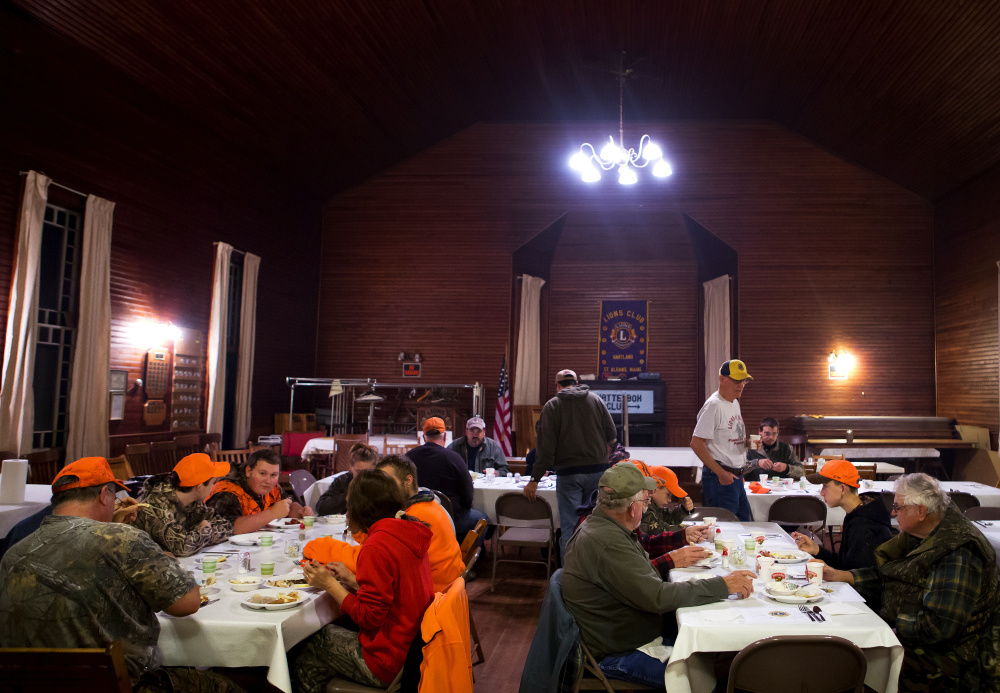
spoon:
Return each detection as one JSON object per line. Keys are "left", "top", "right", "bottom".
{"left": 812, "top": 605, "right": 825, "bottom": 621}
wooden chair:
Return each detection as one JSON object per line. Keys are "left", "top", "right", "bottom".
{"left": 460, "top": 518, "right": 488, "bottom": 564}
{"left": 332, "top": 433, "right": 370, "bottom": 474}
{"left": 173, "top": 433, "right": 201, "bottom": 457}
{"left": 212, "top": 449, "right": 251, "bottom": 468}
{"left": 107, "top": 455, "right": 134, "bottom": 481}
{"left": 462, "top": 546, "right": 486, "bottom": 665}
{"left": 432, "top": 490, "right": 454, "bottom": 518}
{"left": 726, "top": 635, "right": 866, "bottom": 693}
{"left": 149, "top": 440, "right": 178, "bottom": 474}
{"left": 0, "top": 641, "right": 132, "bottom": 693}
{"left": 199, "top": 432, "right": 221, "bottom": 454}
{"left": 384, "top": 444, "right": 411, "bottom": 456}
{"left": 25, "top": 448, "right": 63, "bottom": 485}
{"left": 124, "top": 443, "right": 152, "bottom": 476}
{"left": 854, "top": 463, "right": 876, "bottom": 481}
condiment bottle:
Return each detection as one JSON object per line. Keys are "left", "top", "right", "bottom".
{"left": 298, "top": 522, "right": 306, "bottom": 544}
{"left": 722, "top": 548, "right": 730, "bottom": 570}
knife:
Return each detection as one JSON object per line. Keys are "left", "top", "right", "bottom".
{"left": 200, "top": 598, "right": 220, "bottom": 607}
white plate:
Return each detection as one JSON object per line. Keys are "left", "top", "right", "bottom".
{"left": 230, "top": 533, "right": 283, "bottom": 547}
{"left": 766, "top": 589, "right": 824, "bottom": 604}
{"left": 194, "top": 554, "right": 239, "bottom": 564}
{"left": 229, "top": 577, "right": 264, "bottom": 592}
{"left": 267, "top": 518, "right": 304, "bottom": 530}
{"left": 242, "top": 588, "right": 309, "bottom": 610}
{"left": 265, "top": 571, "right": 310, "bottom": 589}
{"left": 693, "top": 551, "right": 721, "bottom": 567}
{"left": 317, "top": 515, "right": 346, "bottom": 524}
{"left": 761, "top": 549, "right": 810, "bottom": 563}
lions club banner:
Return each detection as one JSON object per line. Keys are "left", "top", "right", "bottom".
{"left": 599, "top": 300, "right": 648, "bottom": 379}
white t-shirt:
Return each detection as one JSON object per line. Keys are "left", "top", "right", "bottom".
{"left": 692, "top": 391, "right": 747, "bottom": 468}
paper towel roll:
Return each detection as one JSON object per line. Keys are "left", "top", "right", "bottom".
{"left": 0, "top": 459, "right": 28, "bottom": 504}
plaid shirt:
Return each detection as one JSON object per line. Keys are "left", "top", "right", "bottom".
{"left": 634, "top": 528, "right": 687, "bottom": 579}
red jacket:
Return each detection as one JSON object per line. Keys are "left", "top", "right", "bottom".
{"left": 341, "top": 516, "right": 434, "bottom": 684}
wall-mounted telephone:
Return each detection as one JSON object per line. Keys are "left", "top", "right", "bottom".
{"left": 144, "top": 348, "right": 171, "bottom": 399}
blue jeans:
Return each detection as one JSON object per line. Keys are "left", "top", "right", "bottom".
{"left": 599, "top": 650, "right": 667, "bottom": 690}
{"left": 701, "top": 466, "right": 752, "bottom": 521}
{"left": 556, "top": 470, "right": 605, "bottom": 561}
{"left": 453, "top": 507, "right": 489, "bottom": 547}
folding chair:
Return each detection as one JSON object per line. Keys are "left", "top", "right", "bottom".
{"left": 767, "top": 496, "right": 827, "bottom": 541}
{"left": 726, "top": 635, "right": 866, "bottom": 693}
{"left": 687, "top": 506, "right": 739, "bottom": 522}
{"left": 949, "top": 492, "right": 980, "bottom": 513}
{"left": 966, "top": 506, "right": 1000, "bottom": 521}
{"left": 491, "top": 492, "right": 555, "bottom": 592}
{"left": 288, "top": 469, "right": 318, "bottom": 506}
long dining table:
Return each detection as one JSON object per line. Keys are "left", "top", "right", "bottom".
{"left": 666, "top": 520, "right": 903, "bottom": 693}
{"left": 157, "top": 519, "right": 353, "bottom": 693}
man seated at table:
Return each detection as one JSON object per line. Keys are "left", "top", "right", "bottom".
{"left": 0, "top": 457, "right": 244, "bottom": 692}
{"left": 448, "top": 415, "right": 509, "bottom": 475}
{"left": 316, "top": 442, "right": 379, "bottom": 515}
{"left": 562, "top": 462, "right": 756, "bottom": 688}
{"left": 206, "top": 449, "right": 313, "bottom": 535}
{"left": 376, "top": 454, "right": 465, "bottom": 591}
{"left": 746, "top": 417, "right": 804, "bottom": 479}
{"left": 632, "top": 460, "right": 694, "bottom": 534}
{"left": 133, "top": 453, "right": 234, "bottom": 557}
{"left": 791, "top": 459, "right": 892, "bottom": 570}
{"left": 821, "top": 473, "right": 1000, "bottom": 691}
{"left": 407, "top": 417, "right": 488, "bottom": 541}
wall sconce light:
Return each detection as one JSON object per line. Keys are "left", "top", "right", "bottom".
{"left": 128, "top": 319, "right": 181, "bottom": 350}
{"left": 828, "top": 349, "right": 855, "bottom": 380}
{"left": 397, "top": 351, "right": 422, "bottom": 363}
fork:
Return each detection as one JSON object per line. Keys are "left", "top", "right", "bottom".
{"left": 798, "top": 605, "right": 816, "bottom": 621}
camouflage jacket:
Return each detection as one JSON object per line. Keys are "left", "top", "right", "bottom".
{"left": 0, "top": 514, "right": 195, "bottom": 684}
{"left": 134, "top": 475, "right": 233, "bottom": 557}
{"left": 639, "top": 502, "right": 690, "bottom": 534}
{"left": 853, "top": 504, "right": 1000, "bottom": 691}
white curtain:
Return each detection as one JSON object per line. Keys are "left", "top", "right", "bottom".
{"left": 996, "top": 261, "right": 999, "bottom": 438}
{"left": 0, "top": 172, "right": 50, "bottom": 454}
{"left": 703, "top": 275, "right": 731, "bottom": 398}
{"left": 206, "top": 243, "right": 232, "bottom": 436}
{"left": 514, "top": 274, "right": 546, "bottom": 406}
{"left": 65, "top": 195, "right": 114, "bottom": 460}
{"left": 232, "top": 253, "right": 259, "bottom": 447}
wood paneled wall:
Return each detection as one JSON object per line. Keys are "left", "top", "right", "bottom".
{"left": 319, "top": 121, "right": 936, "bottom": 444}
{"left": 0, "top": 11, "right": 320, "bottom": 452}
{"left": 935, "top": 163, "right": 1000, "bottom": 437}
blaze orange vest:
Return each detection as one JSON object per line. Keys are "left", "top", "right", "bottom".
{"left": 207, "top": 479, "right": 281, "bottom": 516}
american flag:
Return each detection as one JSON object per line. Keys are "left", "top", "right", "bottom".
{"left": 492, "top": 356, "right": 513, "bottom": 455}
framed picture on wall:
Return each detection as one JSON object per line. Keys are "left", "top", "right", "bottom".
{"left": 109, "top": 392, "right": 125, "bottom": 420}
{"left": 110, "top": 369, "right": 128, "bottom": 392}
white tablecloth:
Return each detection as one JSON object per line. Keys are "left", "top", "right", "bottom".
{"left": 627, "top": 447, "right": 702, "bottom": 467}
{"left": 157, "top": 523, "right": 350, "bottom": 692}
{"left": 301, "top": 434, "right": 451, "bottom": 458}
{"left": 974, "top": 520, "right": 1000, "bottom": 567}
{"left": 744, "top": 479, "right": 1000, "bottom": 525}
{"left": 0, "top": 483, "right": 51, "bottom": 536}
{"left": 665, "top": 521, "right": 903, "bottom": 693}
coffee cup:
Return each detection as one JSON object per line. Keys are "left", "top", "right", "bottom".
{"left": 759, "top": 473, "right": 768, "bottom": 484}
{"left": 757, "top": 555, "right": 775, "bottom": 578}
{"left": 702, "top": 516, "right": 717, "bottom": 528}
{"left": 259, "top": 533, "right": 273, "bottom": 547}
{"left": 260, "top": 561, "right": 275, "bottom": 577}
{"left": 303, "top": 515, "right": 315, "bottom": 528}
{"left": 201, "top": 558, "right": 217, "bottom": 574}
{"left": 750, "top": 434, "right": 761, "bottom": 450}
{"left": 806, "top": 560, "right": 824, "bottom": 587}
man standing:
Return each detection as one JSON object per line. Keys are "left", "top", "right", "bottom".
{"left": 407, "top": 417, "right": 488, "bottom": 541}
{"left": 747, "top": 417, "right": 804, "bottom": 479}
{"left": 0, "top": 457, "right": 243, "bottom": 692}
{"left": 562, "top": 463, "right": 755, "bottom": 688}
{"left": 524, "top": 368, "right": 617, "bottom": 561}
{"left": 691, "top": 359, "right": 754, "bottom": 521}
{"left": 448, "top": 415, "right": 509, "bottom": 475}
{"left": 206, "top": 449, "right": 313, "bottom": 534}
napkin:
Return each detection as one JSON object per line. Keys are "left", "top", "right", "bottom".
{"left": 816, "top": 602, "right": 864, "bottom": 616}
{"left": 701, "top": 609, "right": 745, "bottom": 622}
{"left": 637, "top": 636, "right": 673, "bottom": 662}
{"left": 747, "top": 482, "right": 770, "bottom": 494}
{"left": 0, "top": 459, "right": 28, "bottom": 504}
{"left": 673, "top": 571, "right": 716, "bottom": 582}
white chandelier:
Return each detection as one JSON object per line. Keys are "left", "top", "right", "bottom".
{"left": 568, "top": 66, "right": 672, "bottom": 185}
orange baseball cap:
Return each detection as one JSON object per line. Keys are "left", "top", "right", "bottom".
{"left": 174, "top": 453, "right": 230, "bottom": 486}
{"left": 632, "top": 460, "right": 687, "bottom": 498}
{"left": 806, "top": 459, "right": 859, "bottom": 488}
{"left": 52, "top": 457, "right": 128, "bottom": 492}
{"left": 422, "top": 417, "right": 446, "bottom": 434}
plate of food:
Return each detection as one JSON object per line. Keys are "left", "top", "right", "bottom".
{"left": 693, "top": 551, "right": 720, "bottom": 567}
{"left": 766, "top": 586, "right": 824, "bottom": 604}
{"left": 267, "top": 518, "right": 304, "bottom": 529}
{"left": 765, "top": 580, "right": 802, "bottom": 596}
{"left": 758, "top": 548, "right": 810, "bottom": 563}
{"left": 230, "top": 533, "right": 283, "bottom": 547}
{"left": 317, "top": 514, "right": 346, "bottom": 524}
{"left": 242, "top": 589, "right": 309, "bottom": 610}
{"left": 229, "top": 576, "right": 264, "bottom": 592}
{"left": 194, "top": 554, "right": 237, "bottom": 564}
{"left": 266, "top": 572, "right": 310, "bottom": 589}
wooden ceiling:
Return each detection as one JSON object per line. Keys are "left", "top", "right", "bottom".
{"left": 8, "top": 0, "right": 1000, "bottom": 202}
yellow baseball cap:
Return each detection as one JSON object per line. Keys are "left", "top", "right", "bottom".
{"left": 720, "top": 359, "right": 753, "bottom": 381}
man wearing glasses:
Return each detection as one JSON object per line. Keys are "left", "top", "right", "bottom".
{"left": 690, "top": 360, "right": 754, "bottom": 521}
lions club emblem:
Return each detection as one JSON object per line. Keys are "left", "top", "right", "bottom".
{"left": 610, "top": 322, "right": 637, "bottom": 349}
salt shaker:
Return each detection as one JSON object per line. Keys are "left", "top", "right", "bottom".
{"left": 722, "top": 548, "right": 730, "bottom": 570}
{"left": 239, "top": 551, "right": 251, "bottom": 574}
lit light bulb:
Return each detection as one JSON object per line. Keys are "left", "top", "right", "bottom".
{"left": 582, "top": 166, "right": 601, "bottom": 183}
{"left": 568, "top": 151, "right": 588, "bottom": 171}
{"left": 600, "top": 141, "right": 620, "bottom": 163}
{"left": 618, "top": 165, "right": 637, "bottom": 185}
{"left": 652, "top": 160, "right": 672, "bottom": 177}
{"left": 643, "top": 142, "right": 662, "bottom": 160}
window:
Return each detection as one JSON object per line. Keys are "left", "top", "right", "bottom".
{"left": 32, "top": 204, "right": 81, "bottom": 449}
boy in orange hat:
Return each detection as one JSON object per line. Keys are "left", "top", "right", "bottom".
{"left": 134, "top": 453, "right": 234, "bottom": 556}
{"left": 632, "top": 460, "right": 695, "bottom": 534}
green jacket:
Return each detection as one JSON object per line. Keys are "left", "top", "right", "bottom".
{"left": 852, "top": 504, "right": 1000, "bottom": 691}
{"left": 640, "top": 502, "right": 691, "bottom": 534}
{"left": 532, "top": 385, "right": 616, "bottom": 481}
{"left": 747, "top": 441, "right": 804, "bottom": 479}
{"left": 561, "top": 506, "right": 727, "bottom": 658}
